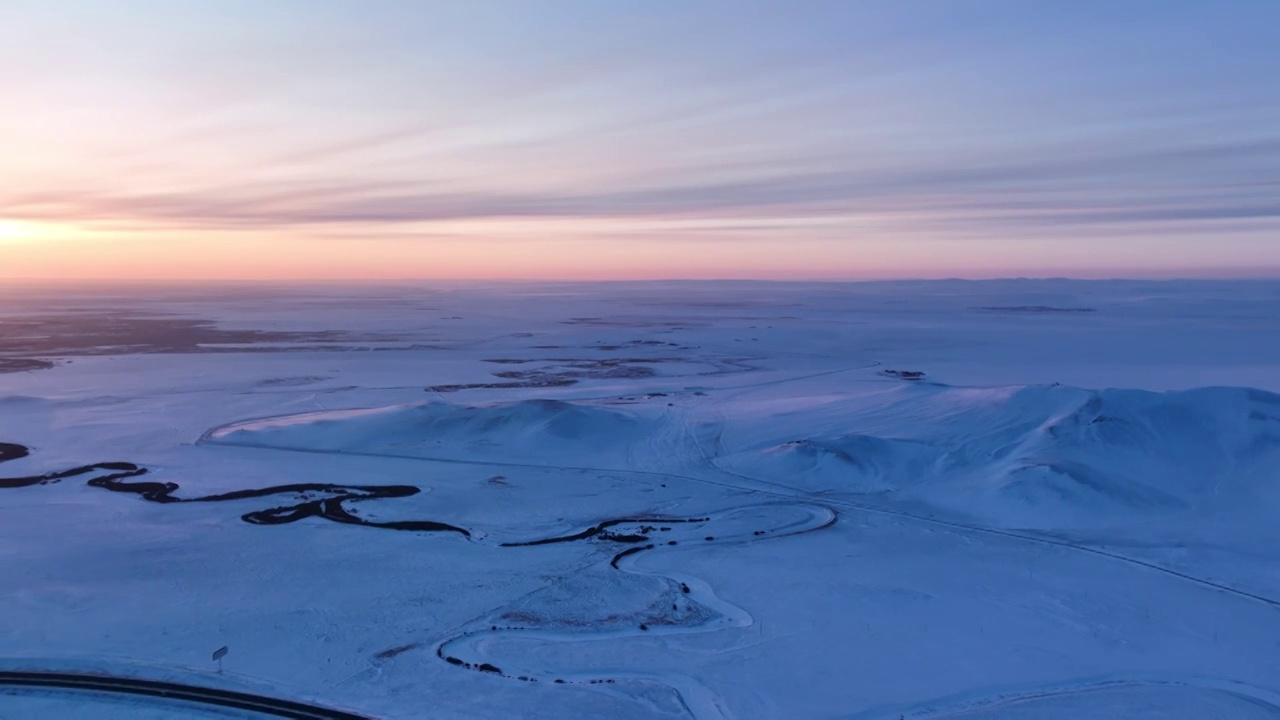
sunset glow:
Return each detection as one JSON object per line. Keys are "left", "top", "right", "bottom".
{"left": 2, "top": 4, "right": 1279, "bottom": 711}
{"left": 0, "top": 221, "right": 69, "bottom": 244}
{"left": 1, "top": 1, "right": 1277, "bottom": 281}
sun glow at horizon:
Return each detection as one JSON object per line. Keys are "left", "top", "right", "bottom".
{"left": 0, "top": 220, "right": 53, "bottom": 243}
{"left": 0, "top": 219, "right": 109, "bottom": 245}
{"left": 1, "top": 3, "right": 1277, "bottom": 281}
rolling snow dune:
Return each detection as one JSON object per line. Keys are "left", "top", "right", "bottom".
{"left": 205, "top": 399, "right": 649, "bottom": 464}
{"left": 722, "top": 383, "right": 1280, "bottom": 529}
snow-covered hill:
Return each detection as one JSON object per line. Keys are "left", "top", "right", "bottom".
{"left": 723, "top": 384, "right": 1280, "bottom": 529}
{"left": 207, "top": 399, "right": 651, "bottom": 465}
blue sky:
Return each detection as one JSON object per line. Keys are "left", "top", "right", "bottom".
{"left": 1, "top": 1, "right": 1277, "bottom": 279}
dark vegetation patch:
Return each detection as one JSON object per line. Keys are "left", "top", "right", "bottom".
{"left": 0, "top": 443, "right": 30, "bottom": 463}
{"left": 593, "top": 340, "right": 684, "bottom": 351}
{"left": 428, "top": 357, "right": 686, "bottom": 392}
{"left": 501, "top": 516, "right": 709, "bottom": 548}
{"left": 426, "top": 377, "right": 580, "bottom": 392}
{"left": 974, "top": 306, "right": 1097, "bottom": 313}
{"left": 611, "top": 544, "right": 655, "bottom": 568}
{"left": 498, "top": 611, "right": 542, "bottom": 624}
{"left": 374, "top": 643, "right": 419, "bottom": 660}
{"left": 558, "top": 317, "right": 710, "bottom": 329}
{"left": 0, "top": 358, "right": 54, "bottom": 374}
{"left": 493, "top": 366, "right": 654, "bottom": 381}
{"left": 256, "top": 376, "right": 329, "bottom": 387}
{"left": 880, "top": 369, "right": 926, "bottom": 381}
{"left": 0, "top": 312, "right": 403, "bottom": 358}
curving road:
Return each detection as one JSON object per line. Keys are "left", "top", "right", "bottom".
{"left": 0, "top": 670, "right": 372, "bottom": 720}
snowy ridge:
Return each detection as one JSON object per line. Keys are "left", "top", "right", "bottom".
{"left": 211, "top": 384, "right": 1280, "bottom": 531}
{"left": 206, "top": 399, "right": 649, "bottom": 464}
{"left": 722, "top": 383, "right": 1280, "bottom": 529}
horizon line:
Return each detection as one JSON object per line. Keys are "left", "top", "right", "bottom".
{"left": 5, "top": 274, "right": 1280, "bottom": 286}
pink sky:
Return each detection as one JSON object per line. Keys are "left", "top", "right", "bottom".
{"left": 2, "top": 2, "right": 1278, "bottom": 281}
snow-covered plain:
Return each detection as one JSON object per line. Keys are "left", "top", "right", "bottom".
{"left": 1, "top": 279, "right": 1279, "bottom": 719}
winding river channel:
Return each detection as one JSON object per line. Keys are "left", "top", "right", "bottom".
{"left": 1, "top": 441, "right": 837, "bottom": 719}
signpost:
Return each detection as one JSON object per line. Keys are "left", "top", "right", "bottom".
{"left": 212, "top": 646, "right": 229, "bottom": 673}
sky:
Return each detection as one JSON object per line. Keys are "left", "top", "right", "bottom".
{"left": 1, "top": 0, "right": 1278, "bottom": 281}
